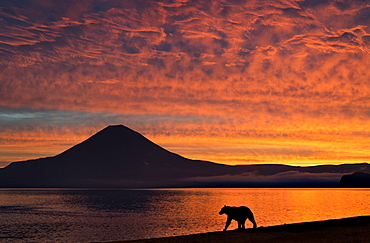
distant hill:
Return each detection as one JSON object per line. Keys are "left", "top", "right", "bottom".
{"left": 1, "top": 125, "right": 370, "bottom": 188}
{"left": 339, "top": 172, "right": 370, "bottom": 188}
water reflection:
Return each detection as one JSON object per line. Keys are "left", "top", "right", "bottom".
{"left": 61, "top": 190, "right": 159, "bottom": 213}
{"left": 0, "top": 188, "right": 369, "bottom": 242}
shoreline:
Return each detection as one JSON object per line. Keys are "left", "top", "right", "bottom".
{"left": 98, "top": 215, "right": 370, "bottom": 243}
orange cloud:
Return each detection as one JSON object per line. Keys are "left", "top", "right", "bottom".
{"left": 0, "top": 0, "right": 369, "bottom": 167}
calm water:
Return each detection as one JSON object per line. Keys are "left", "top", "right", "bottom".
{"left": 0, "top": 188, "right": 369, "bottom": 242}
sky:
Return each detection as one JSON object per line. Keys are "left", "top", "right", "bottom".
{"left": 0, "top": 0, "right": 370, "bottom": 168}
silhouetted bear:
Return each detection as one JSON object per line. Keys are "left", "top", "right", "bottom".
{"left": 219, "top": 205, "right": 257, "bottom": 231}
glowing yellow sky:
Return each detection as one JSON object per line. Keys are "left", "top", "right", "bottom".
{"left": 0, "top": 0, "right": 369, "bottom": 167}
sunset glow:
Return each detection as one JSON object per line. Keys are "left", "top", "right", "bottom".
{"left": 1, "top": 0, "right": 370, "bottom": 167}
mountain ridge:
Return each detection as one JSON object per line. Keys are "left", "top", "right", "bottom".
{"left": 1, "top": 125, "right": 369, "bottom": 188}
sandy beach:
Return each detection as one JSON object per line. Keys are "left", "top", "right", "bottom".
{"left": 99, "top": 215, "right": 370, "bottom": 243}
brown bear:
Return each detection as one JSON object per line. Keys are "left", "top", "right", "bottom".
{"left": 219, "top": 205, "right": 257, "bottom": 231}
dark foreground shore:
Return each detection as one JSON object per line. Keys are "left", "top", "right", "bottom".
{"left": 99, "top": 215, "right": 370, "bottom": 243}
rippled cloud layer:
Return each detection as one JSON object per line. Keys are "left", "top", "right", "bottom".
{"left": 0, "top": 0, "right": 369, "bottom": 166}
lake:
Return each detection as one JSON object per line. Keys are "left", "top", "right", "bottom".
{"left": 0, "top": 188, "right": 369, "bottom": 242}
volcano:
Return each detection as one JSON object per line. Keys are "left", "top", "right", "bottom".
{"left": 0, "top": 125, "right": 231, "bottom": 187}
{"left": 1, "top": 125, "right": 370, "bottom": 188}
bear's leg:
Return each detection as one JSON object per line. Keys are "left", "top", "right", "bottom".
{"left": 241, "top": 219, "right": 246, "bottom": 229}
{"left": 223, "top": 217, "right": 232, "bottom": 231}
{"left": 249, "top": 214, "right": 257, "bottom": 228}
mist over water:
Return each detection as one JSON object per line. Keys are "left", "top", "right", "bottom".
{"left": 0, "top": 188, "right": 369, "bottom": 242}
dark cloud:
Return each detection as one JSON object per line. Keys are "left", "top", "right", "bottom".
{"left": 1, "top": 0, "right": 369, "bottom": 69}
